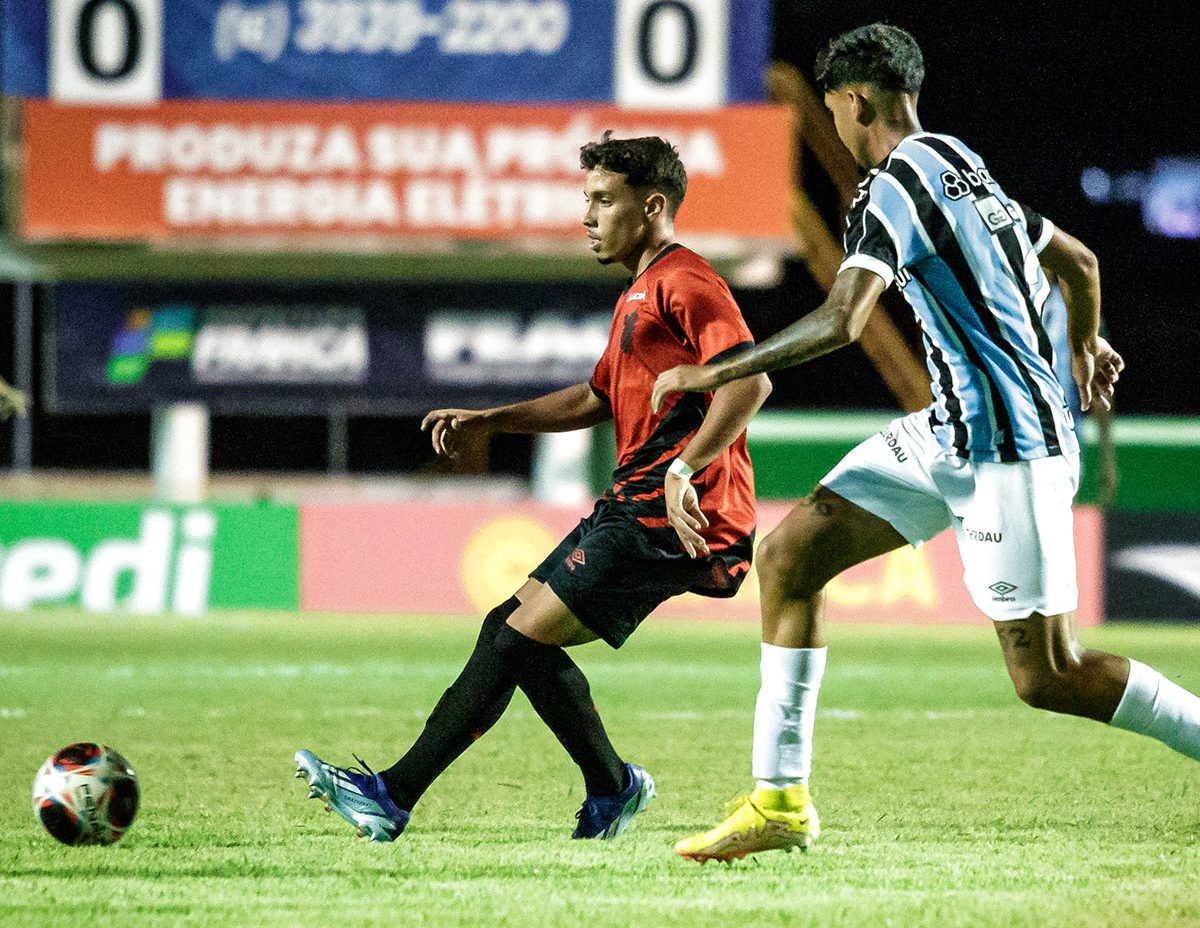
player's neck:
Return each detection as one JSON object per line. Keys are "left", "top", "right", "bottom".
{"left": 867, "top": 113, "right": 921, "bottom": 168}
{"left": 627, "top": 234, "right": 676, "bottom": 277}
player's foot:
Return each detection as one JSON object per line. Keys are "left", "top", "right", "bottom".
{"left": 675, "top": 784, "right": 819, "bottom": 862}
{"left": 572, "top": 763, "right": 656, "bottom": 839}
{"left": 293, "top": 749, "right": 410, "bottom": 842}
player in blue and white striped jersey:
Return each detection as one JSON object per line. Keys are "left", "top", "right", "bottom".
{"left": 655, "top": 23, "right": 1200, "bottom": 863}
{"left": 840, "top": 135, "right": 1075, "bottom": 463}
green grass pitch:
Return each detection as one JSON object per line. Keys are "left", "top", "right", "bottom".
{"left": 1, "top": 609, "right": 1198, "bottom": 928}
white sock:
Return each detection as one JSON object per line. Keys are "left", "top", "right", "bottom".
{"left": 1110, "top": 658, "right": 1200, "bottom": 761}
{"left": 752, "top": 643, "right": 827, "bottom": 790}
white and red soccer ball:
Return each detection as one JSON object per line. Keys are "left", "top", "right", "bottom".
{"left": 32, "top": 743, "right": 140, "bottom": 845}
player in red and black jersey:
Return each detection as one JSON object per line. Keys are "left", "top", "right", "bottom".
{"left": 294, "top": 134, "right": 770, "bottom": 843}
{"left": 591, "top": 242, "right": 758, "bottom": 589}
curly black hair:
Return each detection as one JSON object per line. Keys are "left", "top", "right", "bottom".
{"left": 579, "top": 131, "right": 687, "bottom": 213}
{"left": 815, "top": 23, "right": 924, "bottom": 95}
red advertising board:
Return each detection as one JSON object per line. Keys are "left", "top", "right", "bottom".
{"left": 299, "top": 501, "right": 1104, "bottom": 626}
{"left": 21, "top": 100, "right": 792, "bottom": 242}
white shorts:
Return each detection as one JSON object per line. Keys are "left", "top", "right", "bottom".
{"left": 821, "top": 410, "right": 1080, "bottom": 621}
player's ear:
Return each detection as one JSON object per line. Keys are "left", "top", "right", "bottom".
{"left": 851, "top": 89, "right": 875, "bottom": 127}
{"left": 644, "top": 190, "right": 668, "bottom": 222}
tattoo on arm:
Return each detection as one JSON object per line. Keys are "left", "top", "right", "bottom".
{"left": 709, "top": 310, "right": 851, "bottom": 387}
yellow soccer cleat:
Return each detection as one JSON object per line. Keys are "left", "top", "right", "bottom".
{"left": 675, "top": 785, "right": 819, "bottom": 862}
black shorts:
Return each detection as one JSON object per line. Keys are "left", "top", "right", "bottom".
{"left": 529, "top": 498, "right": 753, "bottom": 648}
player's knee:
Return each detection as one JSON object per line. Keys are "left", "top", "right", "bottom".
{"left": 1012, "top": 673, "right": 1051, "bottom": 709}
{"left": 756, "top": 528, "right": 824, "bottom": 600}
{"left": 472, "top": 596, "right": 521, "bottom": 649}
{"left": 483, "top": 596, "right": 520, "bottom": 632}
{"left": 1011, "top": 670, "right": 1072, "bottom": 712}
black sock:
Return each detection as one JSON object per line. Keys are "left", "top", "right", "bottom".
{"left": 380, "top": 597, "right": 519, "bottom": 811}
{"left": 493, "top": 624, "right": 626, "bottom": 798}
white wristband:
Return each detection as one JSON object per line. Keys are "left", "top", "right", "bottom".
{"left": 667, "top": 458, "right": 695, "bottom": 480}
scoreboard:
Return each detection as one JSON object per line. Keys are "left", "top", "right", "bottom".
{"left": 5, "top": 0, "right": 791, "bottom": 244}
{"left": 3, "top": 0, "right": 792, "bottom": 417}
{"left": 2, "top": 0, "right": 771, "bottom": 107}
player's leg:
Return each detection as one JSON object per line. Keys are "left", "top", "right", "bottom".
{"left": 751, "top": 484, "right": 909, "bottom": 788}
{"left": 374, "top": 514, "right": 605, "bottom": 813}
{"left": 752, "top": 416, "right": 954, "bottom": 797}
{"left": 498, "top": 582, "right": 625, "bottom": 798}
{"left": 996, "top": 611, "right": 1200, "bottom": 760}
{"left": 995, "top": 611, "right": 1128, "bottom": 720}
{"left": 757, "top": 485, "right": 908, "bottom": 648}
{"left": 675, "top": 486, "right": 909, "bottom": 861}
{"left": 961, "top": 453, "right": 1200, "bottom": 761}
{"left": 499, "top": 579, "right": 658, "bottom": 838}
{"left": 296, "top": 579, "right": 541, "bottom": 840}
{"left": 377, "top": 580, "right": 538, "bottom": 811}
{"left": 677, "top": 413, "right": 952, "bottom": 861}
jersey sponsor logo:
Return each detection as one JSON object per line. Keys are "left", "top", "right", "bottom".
{"left": 973, "top": 194, "right": 1014, "bottom": 233}
{"left": 625, "top": 291, "right": 647, "bottom": 302}
{"left": 966, "top": 528, "right": 1004, "bottom": 543}
{"left": 939, "top": 164, "right": 994, "bottom": 201}
{"left": 940, "top": 170, "right": 971, "bottom": 201}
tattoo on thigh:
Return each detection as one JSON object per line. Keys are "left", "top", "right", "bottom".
{"left": 1004, "top": 626, "right": 1032, "bottom": 649}
{"left": 800, "top": 487, "right": 835, "bottom": 517}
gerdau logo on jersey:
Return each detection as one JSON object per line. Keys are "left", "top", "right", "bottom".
{"left": 0, "top": 511, "right": 214, "bottom": 614}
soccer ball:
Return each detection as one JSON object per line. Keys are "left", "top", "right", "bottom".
{"left": 32, "top": 743, "right": 140, "bottom": 845}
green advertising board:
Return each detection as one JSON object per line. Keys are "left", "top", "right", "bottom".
{"left": 0, "top": 502, "right": 298, "bottom": 613}
{"left": 744, "top": 412, "right": 1200, "bottom": 510}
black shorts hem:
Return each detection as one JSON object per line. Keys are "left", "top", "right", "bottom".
{"left": 541, "top": 573, "right": 627, "bottom": 649}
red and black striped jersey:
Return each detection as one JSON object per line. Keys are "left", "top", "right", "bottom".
{"left": 589, "top": 244, "right": 757, "bottom": 576}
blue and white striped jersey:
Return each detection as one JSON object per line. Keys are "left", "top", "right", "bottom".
{"left": 840, "top": 131, "right": 1078, "bottom": 462}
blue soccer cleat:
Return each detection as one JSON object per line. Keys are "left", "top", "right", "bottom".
{"left": 572, "top": 763, "right": 656, "bottom": 839}
{"left": 294, "top": 749, "right": 410, "bottom": 842}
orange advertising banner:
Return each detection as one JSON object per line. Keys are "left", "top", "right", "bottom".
{"left": 21, "top": 100, "right": 792, "bottom": 242}
{"left": 298, "top": 501, "right": 1104, "bottom": 627}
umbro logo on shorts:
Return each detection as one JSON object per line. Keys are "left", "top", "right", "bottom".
{"left": 989, "top": 580, "right": 1018, "bottom": 601}
{"left": 565, "top": 548, "right": 586, "bottom": 571}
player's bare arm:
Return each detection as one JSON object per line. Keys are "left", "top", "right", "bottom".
{"left": 665, "top": 374, "right": 772, "bottom": 558}
{"left": 422, "top": 383, "right": 611, "bottom": 458}
{"left": 651, "top": 268, "right": 885, "bottom": 412}
{"left": 1038, "top": 226, "right": 1124, "bottom": 411}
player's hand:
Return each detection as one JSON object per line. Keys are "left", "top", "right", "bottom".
{"left": 651, "top": 364, "right": 715, "bottom": 414}
{"left": 665, "top": 472, "right": 710, "bottom": 558}
{"left": 1071, "top": 336, "right": 1124, "bottom": 412}
{"left": 0, "top": 378, "right": 27, "bottom": 420}
{"left": 420, "top": 408, "right": 491, "bottom": 458}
